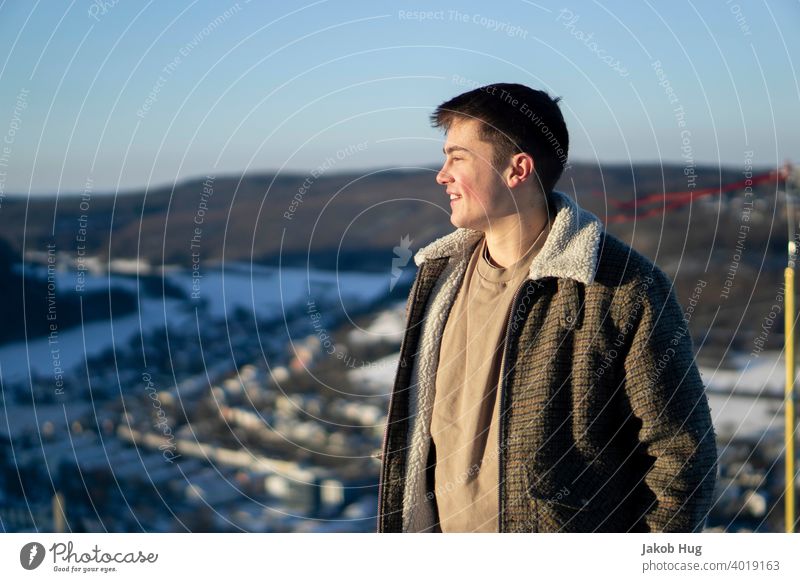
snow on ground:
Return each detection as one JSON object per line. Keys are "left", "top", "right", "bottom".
{"left": 347, "top": 301, "right": 406, "bottom": 346}
{"left": 346, "top": 352, "right": 399, "bottom": 397}
{"left": 0, "top": 296, "right": 192, "bottom": 384}
{"left": 707, "top": 392, "right": 784, "bottom": 440}
{"left": 165, "top": 262, "right": 393, "bottom": 320}
{"left": 699, "top": 351, "right": 786, "bottom": 397}
{"left": 13, "top": 263, "right": 141, "bottom": 294}
{"left": 699, "top": 351, "right": 788, "bottom": 439}
{"left": 0, "top": 263, "right": 396, "bottom": 386}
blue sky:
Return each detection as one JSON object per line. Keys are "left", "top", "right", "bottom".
{"left": 0, "top": 0, "right": 797, "bottom": 194}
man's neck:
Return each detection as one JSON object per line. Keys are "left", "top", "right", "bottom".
{"left": 483, "top": 201, "right": 553, "bottom": 269}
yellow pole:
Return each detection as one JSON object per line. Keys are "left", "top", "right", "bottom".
{"left": 786, "top": 266, "right": 796, "bottom": 533}
{"left": 52, "top": 492, "right": 66, "bottom": 533}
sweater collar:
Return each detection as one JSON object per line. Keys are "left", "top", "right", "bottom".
{"left": 413, "top": 190, "right": 604, "bottom": 285}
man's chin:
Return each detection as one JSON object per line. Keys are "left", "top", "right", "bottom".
{"left": 449, "top": 213, "right": 469, "bottom": 229}
{"left": 450, "top": 215, "right": 481, "bottom": 231}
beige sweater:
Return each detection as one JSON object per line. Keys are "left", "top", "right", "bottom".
{"left": 431, "top": 234, "right": 545, "bottom": 532}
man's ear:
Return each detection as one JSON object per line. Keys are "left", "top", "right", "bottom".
{"left": 505, "top": 152, "right": 535, "bottom": 188}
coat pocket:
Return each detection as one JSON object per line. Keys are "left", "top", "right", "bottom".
{"left": 522, "top": 464, "right": 616, "bottom": 532}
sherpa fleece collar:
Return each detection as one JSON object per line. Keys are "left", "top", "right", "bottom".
{"left": 412, "top": 189, "right": 604, "bottom": 285}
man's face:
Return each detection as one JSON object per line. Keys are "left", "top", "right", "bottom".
{"left": 436, "top": 117, "right": 513, "bottom": 231}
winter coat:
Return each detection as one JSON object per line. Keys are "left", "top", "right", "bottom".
{"left": 377, "top": 189, "right": 718, "bottom": 532}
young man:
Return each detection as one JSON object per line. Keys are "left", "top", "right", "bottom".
{"left": 376, "top": 83, "right": 718, "bottom": 533}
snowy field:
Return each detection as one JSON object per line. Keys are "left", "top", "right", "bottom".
{"left": 0, "top": 262, "right": 395, "bottom": 385}
{"left": 699, "top": 352, "right": 790, "bottom": 440}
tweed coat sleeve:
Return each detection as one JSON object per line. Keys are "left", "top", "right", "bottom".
{"left": 620, "top": 268, "right": 718, "bottom": 532}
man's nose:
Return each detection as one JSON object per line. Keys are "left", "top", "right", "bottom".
{"left": 436, "top": 166, "right": 452, "bottom": 185}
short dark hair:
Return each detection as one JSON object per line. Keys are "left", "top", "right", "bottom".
{"left": 430, "top": 83, "right": 569, "bottom": 194}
